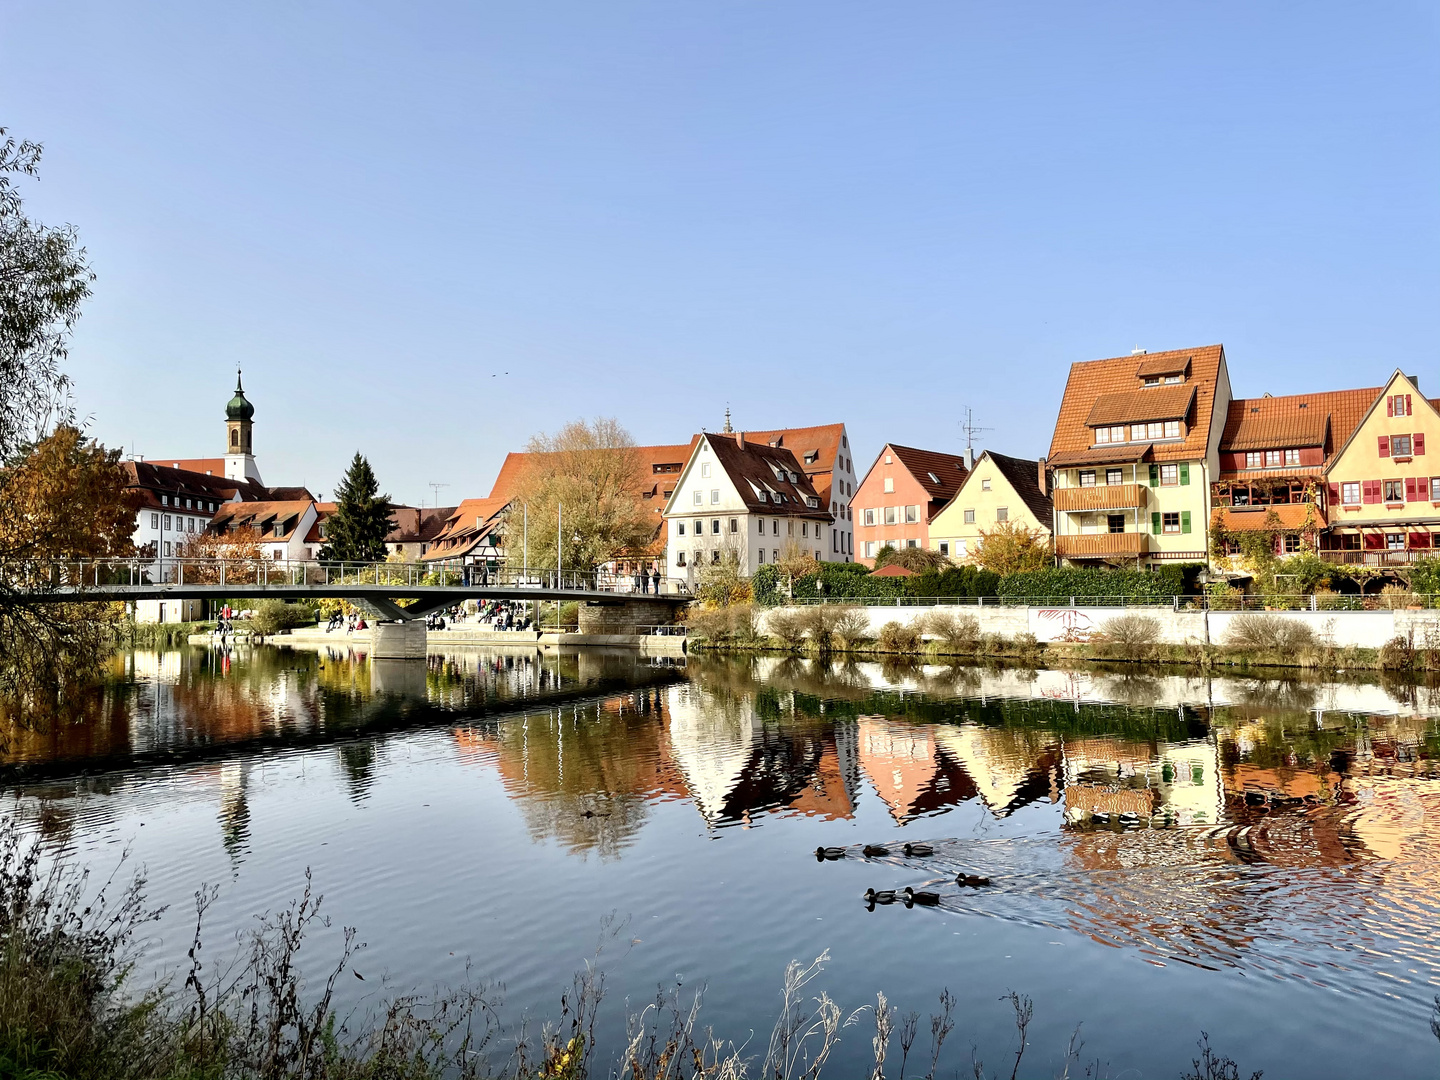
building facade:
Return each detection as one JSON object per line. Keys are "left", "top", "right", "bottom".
{"left": 1047, "top": 346, "right": 1231, "bottom": 568}
{"left": 927, "top": 451, "right": 1053, "bottom": 562}
{"left": 852, "top": 444, "right": 970, "bottom": 563}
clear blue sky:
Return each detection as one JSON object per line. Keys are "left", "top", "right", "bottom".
{"left": 3, "top": 2, "right": 1437, "bottom": 505}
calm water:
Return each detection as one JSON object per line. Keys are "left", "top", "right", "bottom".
{"left": 7, "top": 644, "right": 1440, "bottom": 1078}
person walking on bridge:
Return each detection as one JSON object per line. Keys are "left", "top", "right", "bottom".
{"left": 650, "top": 566, "right": 660, "bottom": 595}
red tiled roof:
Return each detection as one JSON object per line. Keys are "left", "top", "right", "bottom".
{"left": 211, "top": 500, "right": 313, "bottom": 542}
{"left": 159, "top": 457, "right": 226, "bottom": 475}
{"left": 386, "top": 505, "right": 456, "bottom": 544}
{"left": 980, "top": 451, "right": 1054, "bottom": 527}
{"left": 1215, "top": 504, "right": 1325, "bottom": 532}
{"left": 880, "top": 444, "right": 970, "bottom": 505}
{"left": 735, "top": 423, "right": 848, "bottom": 506}
{"left": 1134, "top": 354, "right": 1191, "bottom": 379}
{"left": 488, "top": 441, "right": 698, "bottom": 518}
{"left": 700, "top": 433, "right": 832, "bottom": 519}
{"left": 421, "top": 497, "right": 510, "bottom": 561}
{"left": 1048, "top": 345, "right": 1225, "bottom": 468}
{"left": 870, "top": 563, "right": 914, "bottom": 577}
{"left": 123, "top": 461, "right": 270, "bottom": 507}
{"left": 1084, "top": 384, "right": 1196, "bottom": 427}
{"left": 1219, "top": 387, "right": 1379, "bottom": 457}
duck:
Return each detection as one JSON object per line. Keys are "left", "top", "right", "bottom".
{"left": 956, "top": 873, "right": 991, "bottom": 888}
{"left": 903, "top": 842, "right": 934, "bottom": 857}
{"left": 863, "top": 888, "right": 897, "bottom": 905}
{"left": 903, "top": 887, "right": 940, "bottom": 906}
{"left": 862, "top": 844, "right": 891, "bottom": 857}
{"left": 815, "top": 846, "right": 847, "bottom": 861}
{"left": 1089, "top": 812, "right": 1111, "bottom": 825}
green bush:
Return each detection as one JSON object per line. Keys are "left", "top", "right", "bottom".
{"left": 904, "top": 565, "right": 999, "bottom": 599}
{"left": 250, "top": 600, "right": 317, "bottom": 635}
{"left": 1411, "top": 556, "right": 1440, "bottom": 597}
{"left": 998, "top": 566, "right": 1184, "bottom": 604}
{"left": 752, "top": 562, "right": 902, "bottom": 606}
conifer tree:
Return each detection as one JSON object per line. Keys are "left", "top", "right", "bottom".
{"left": 321, "top": 453, "right": 393, "bottom": 562}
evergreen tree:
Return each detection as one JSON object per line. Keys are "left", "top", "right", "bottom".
{"left": 321, "top": 453, "right": 393, "bottom": 562}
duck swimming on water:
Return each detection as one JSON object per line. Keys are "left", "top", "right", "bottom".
{"left": 863, "top": 888, "right": 897, "bottom": 905}
{"left": 903, "top": 887, "right": 940, "bottom": 906}
{"left": 815, "top": 846, "right": 847, "bottom": 861}
{"left": 903, "top": 842, "right": 934, "bottom": 857}
{"left": 862, "top": 844, "right": 891, "bottom": 857}
{"left": 956, "top": 873, "right": 991, "bottom": 887}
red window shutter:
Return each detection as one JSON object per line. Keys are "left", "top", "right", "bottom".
{"left": 1407, "top": 477, "right": 1419, "bottom": 502}
{"left": 1407, "top": 394, "right": 1413, "bottom": 415}
{"left": 1379, "top": 435, "right": 1390, "bottom": 457}
{"left": 1388, "top": 396, "right": 1395, "bottom": 417}
{"left": 1328, "top": 483, "right": 1340, "bottom": 504}
{"left": 1364, "top": 480, "right": 1379, "bottom": 504}
{"left": 1417, "top": 433, "right": 1426, "bottom": 456}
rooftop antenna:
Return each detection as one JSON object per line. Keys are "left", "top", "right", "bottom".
{"left": 428, "top": 481, "right": 450, "bottom": 508}
{"left": 960, "top": 407, "right": 991, "bottom": 470}
{"left": 722, "top": 406, "right": 733, "bottom": 434}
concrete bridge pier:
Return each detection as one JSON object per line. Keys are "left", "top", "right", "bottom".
{"left": 577, "top": 597, "right": 681, "bottom": 635}
{"left": 371, "top": 619, "right": 427, "bottom": 659}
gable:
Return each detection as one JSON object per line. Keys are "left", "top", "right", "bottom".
{"left": 1327, "top": 371, "right": 1440, "bottom": 480}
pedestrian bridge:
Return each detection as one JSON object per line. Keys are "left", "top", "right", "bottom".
{"left": 1, "top": 558, "right": 690, "bottom": 622}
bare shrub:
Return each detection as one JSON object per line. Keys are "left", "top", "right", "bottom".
{"left": 877, "top": 620, "right": 922, "bottom": 653}
{"left": 828, "top": 606, "right": 870, "bottom": 651}
{"left": 797, "top": 605, "right": 854, "bottom": 652}
{"left": 1380, "top": 584, "right": 1418, "bottom": 610}
{"left": 1222, "top": 613, "right": 1314, "bottom": 651}
{"left": 685, "top": 606, "right": 729, "bottom": 642}
{"left": 1379, "top": 634, "right": 1416, "bottom": 671}
{"left": 766, "top": 607, "right": 808, "bottom": 651}
{"left": 1095, "top": 613, "right": 1162, "bottom": 660}
{"left": 917, "top": 609, "right": 981, "bottom": 654}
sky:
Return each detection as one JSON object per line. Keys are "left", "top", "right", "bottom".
{"left": 3, "top": 1, "right": 1438, "bottom": 506}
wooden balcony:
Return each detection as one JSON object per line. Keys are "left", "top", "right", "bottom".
{"left": 1055, "top": 532, "right": 1149, "bottom": 560}
{"left": 1053, "top": 484, "right": 1148, "bottom": 514}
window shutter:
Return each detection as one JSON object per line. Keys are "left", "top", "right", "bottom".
{"left": 1179, "top": 463, "right": 1190, "bottom": 485}
{"left": 1148, "top": 464, "right": 1159, "bottom": 486}
{"left": 1328, "top": 483, "right": 1340, "bottom": 504}
{"left": 1407, "top": 477, "right": 1419, "bottom": 502}
{"left": 1151, "top": 512, "right": 1162, "bottom": 535}
{"left": 1363, "top": 480, "right": 1378, "bottom": 505}
{"left": 1417, "top": 433, "right": 1426, "bottom": 456}
{"left": 1388, "top": 396, "right": 1395, "bottom": 417}
{"left": 1181, "top": 510, "right": 1192, "bottom": 534}
{"left": 1379, "top": 435, "right": 1390, "bottom": 457}
{"left": 1407, "top": 394, "right": 1413, "bottom": 415}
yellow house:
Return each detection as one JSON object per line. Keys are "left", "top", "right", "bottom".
{"left": 928, "top": 451, "right": 1053, "bottom": 562}
{"left": 1321, "top": 370, "right": 1440, "bottom": 566}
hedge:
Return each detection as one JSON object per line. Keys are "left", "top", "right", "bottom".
{"left": 753, "top": 562, "right": 902, "bottom": 606}
{"left": 997, "top": 566, "right": 1186, "bottom": 603}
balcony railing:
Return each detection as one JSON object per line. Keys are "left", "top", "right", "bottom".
{"left": 1319, "top": 550, "right": 1433, "bottom": 567}
{"left": 1053, "top": 484, "right": 1148, "bottom": 514}
{"left": 1055, "top": 532, "right": 1149, "bottom": 559}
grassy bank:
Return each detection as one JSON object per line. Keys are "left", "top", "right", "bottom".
{"left": 685, "top": 606, "right": 1440, "bottom": 674}
{"left": 0, "top": 819, "right": 1310, "bottom": 1080}
{"left": 117, "top": 619, "right": 217, "bottom": 649}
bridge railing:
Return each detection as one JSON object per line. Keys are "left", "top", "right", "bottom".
{"left": 0, "top": 558, "right": 692, "bottom": 596}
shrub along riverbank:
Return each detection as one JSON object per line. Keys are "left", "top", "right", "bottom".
{"left": 686, "top": 605, "right": 1440, "bottom": 674}
{"left": 0, "top": 819, "right": 1329, "bottom": 1080}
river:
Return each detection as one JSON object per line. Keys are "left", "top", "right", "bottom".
{"left": 5, "top": 643, "right": 1440, "bottom": 1078}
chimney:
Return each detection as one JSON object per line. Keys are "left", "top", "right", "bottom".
{"left": 964, "top": 446, "right": 974, "bottom": 470}
{"left": 1037, "top": 457, "right": 1048, "bottom": 496}
{"left": 735, "top": 431, "right": 745, "bottom": 449}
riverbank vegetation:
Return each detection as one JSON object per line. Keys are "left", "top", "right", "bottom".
{"left": 0, "top": 818, "right": 1294, "bottom": 1080}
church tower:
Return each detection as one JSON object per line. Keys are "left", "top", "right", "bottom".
{"left": 223, "top": 370, "right": 262, "bottom": 483}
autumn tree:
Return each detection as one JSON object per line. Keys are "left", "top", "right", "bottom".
{"left": 320, "top": 453, "right": 393, "bottom": 562}
{"left": 873, "top": 544, "right": 951, "bottom": 572}
{"left": 974, "top": 520, "right": 1054, "bottom": 575}
{"left": 506, "top": 418, "right": 656, "bottom": 574}
{"left": 175, "top": 527, "right": 266, "bottom": 583}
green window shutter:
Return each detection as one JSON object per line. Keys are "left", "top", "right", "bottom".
{"left": 1181, "top": 510, "right": 1192, "bottom": 534}
{"left": 1152, "top": 512, "right": 1162, "bottom": 535}
{"left": 1179, "top": 463, "right": 1190, "bottom": 486}
{"left": 1149, "top": 464, "right": 1159, "bottom": 487}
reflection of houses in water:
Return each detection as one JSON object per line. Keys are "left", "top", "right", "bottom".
{"left": 928, "top": 726, "right": 1058, "bottom": 818}
{"left": 218, "top": 760, "right": 252, "bottom": 858}
{"left": 858, "top": 718, "right": 978, "bottom": 821}
{"left": 1061, "top": 737, "right": 1222, "bottom": 828}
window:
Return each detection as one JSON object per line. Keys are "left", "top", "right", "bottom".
{"left": 730, "top": 518, "right": 738, "bottom": 533}
{"left": 161, "top": 495, "right": 168, "bottom": 506}
{"left": 1246, "top": 451, "right": 1263, "bottom": 468}
{"left": 701, "top": 462, "right": 711, "bottom": 478}
{"left": 1106, "top": 468, "right": 1123, "bottom": 486}
{"left": 757, "top": 518, "right": 765, "bottom": 534}
{"left": 1283, "top": 535, "right": 1301, "bottom": 554}
{"left": 710, "top": 489, "right": 720, "bottom": 504}
{"left": 996, "top": 507, "right": 1008, "bottom": 522}
{"left": 884, "top": 507, "right": 897, "bottom": 525}
{"left": 151, "top": 512, "right": 159, "bottom": 529}
{"left": 863, "top": 508, "right": 875, "bottom": 526}
{"left": 712, "top": 550, "right": 721, "bottom": 564}
{"left": 864, "top": 541, "right": 876, "bottom": 558}
{"left": 1109, "top": 426, "right": 1125, "bottom": 443}
{"left": 956, "top": 540, "right": 968, "bottom": 556}
{"left": 1079, "top": 470, "right": 1096, "bottom": 487}
{"left": 1164, "top": 375, "right": 1183, "bottom": 385}
{"left": 676, "top": 551, "right": 687, "bottom": 566}
{"left": 1384, "top": 479, "right": 1405, "bottom": 503}
{"left": 188, "top": 518, "right": 196, "bottom": 532}
{"left": 905, "top": 505, "right": 919, "bottom": 523}
{"left": 230, "top": 430, "right": 239, "bottom": 447}
{"left": 164, "top": 541, "right": 172, "bottom": 556}
{"left": 772, "top": 549, "right": 779, "bottom": 562}
{"left": 1144, "top": 376, "right": 1160, "bottom": 387}
{"left": 772, "top": 520, "right": 779, "bottom": 535}
{"left": 1164, "top": 421, "right": 1180, "bottom": 438}
{"left": 1159, "top": 464, "right": 1178, "bottom": 486}
{"left": 1285, "top": 449, "right": 1300, "bottom": 466}
{"left": 1393, "top": 434, "right": 1413, "bottom": 457}
{"left": 963, "top": 509, "right": 975, "bottom": 524}
{"left": 1265, "top": 450, "right": 1282, "bottom": 467}
{"left": 1432, "top": 478, "right": 1440, "bottom": 501}
{"left": 711, "top": 519, "right": 721, "bottom": 534}
{"left": 1095, "top": 427, "right": 1111, "bottom": 444}
{"left": 1387, "top": 533, "right": 1405, "bottom": 551}
{"left": 1163, "top": 512, "right": 1181, "bottom": 534}
{"left": 1108, "top": 514, "right": 1125, "bottom": 533}
{"left": 693, "top": 491, "right": 702, "bottom": 506}
{"left": 1391, "top": 394, "right": 1412, "bottom": 417}
{"left": 787, "top": 520, "right": 794, "bottom": 536}
{"left": 883, "top": 478, "right": 894, "bottom": 493}
{"left": 939, "top": 542, "right": 949, "bottom": 555}
{"left": 1343, "top": 482, "right": 1361, "bottom": 505}
{"left": 981, "top": 479, "right": 991, "bottom": 491}
{"left": 164, "top": 514, "right": 172, "bottom": 530}
{"left": 185, "top": 498, "right": 193, "bottom": 509}
{"left": 757, "top": 549, "right": 765, "bottom": 564}
{"left": 801, "top": 522, "right": 808, "bottom": 537}
{"left": 677, "top": 522, "right": 686, "bottom": 536}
